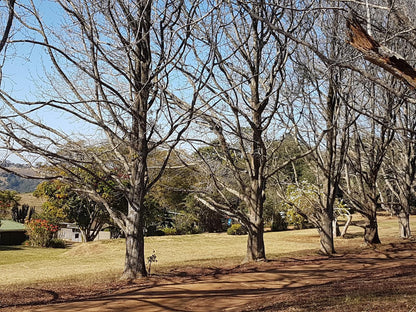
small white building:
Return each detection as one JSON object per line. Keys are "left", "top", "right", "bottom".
{"left": 57, "top": 223, "right": 111, "bottom": 242}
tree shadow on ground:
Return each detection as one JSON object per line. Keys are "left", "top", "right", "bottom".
{"left": 2, "top": 241, "right": 416, "bottom": 311}
{"left": 341, "top": 232, "right": 363, "bottom": 239}
{"left": 0, "top": 245, "right": 24, "bottom": 251}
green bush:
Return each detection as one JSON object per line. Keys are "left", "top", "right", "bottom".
{"left": 162, "top": 227, "right": 177, "bottom": 235}
{"left": 227, "top": 224, "right": 247, "bottom": 235}
{"left": 174, "top": 212, "right": 201, "bottom": 235}
{"left": 47, "top": 238, "right": 66, "bottom": 248}
{"left": 286, "top": 209, "right": 308, "bottom": 229}
{"left": 197, "top": 207, "right": 227, "bottom": 233}
{"left": 271, "top": 213, "right": 288, "bottom": 231}
{"left": 146, "top": 225, "right": 165, "bottom": 236}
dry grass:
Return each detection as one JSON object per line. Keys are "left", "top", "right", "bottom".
{"left": 19, "top": 193, "right": 45, "bottom": 211}
{"left": 0, "top": 214, "right": 408, "bottom": 290}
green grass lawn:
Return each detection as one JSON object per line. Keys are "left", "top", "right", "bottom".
{"left": 0, "top": 214, "right": 408, "bottom": 288}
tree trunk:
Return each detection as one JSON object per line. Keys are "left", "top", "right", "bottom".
{"left": 121, "top": 205, "right": 147, "bottom": 280}
{"left": 340, "top": 214, "right": 352, "bottom": 238}
{"left": 245, "top": 219, "right": 266, "bottom": 262}
{"left": 243, "top": 190, "right": 266, "bottom": 263}
{"left": 80, "top": 229, "right": 87, "bottom": 243}
{"left": 80, "top": 226, "right": 96, "bottom": 242}
{"left": 398, "top": 211, "right": 412, "bottom": 239}
{"left": 332, "top": 219, "right": 341, "bottom": 237}
{"left": 398, "top": 188, "right": 412, "bottom": 239}
{"left": 364, "top": 217, "right": 381, "bottom": 244}
{"left": 318, "top": 212, "right": 335, "bottom": 255}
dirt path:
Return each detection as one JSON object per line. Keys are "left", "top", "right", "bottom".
{"left": 3, "top": 242, "right": 416, "bottom": 312}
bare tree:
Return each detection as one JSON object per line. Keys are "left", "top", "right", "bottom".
{"left": 342, "top": 0, "right": 416, "bottom": 240}
{"left": 381, "top": 98, "right": 416, "bottom": 238}
{"left": 342, "top": 74, "right": 396, "bottom": 244}
{"left": 0, "top": 0, "right": 15, "bottom": 84}
{"left": 0, "top": 0, "right": 14, "bottom": 53}
{"left": 0, "top": 0, "right": 210, "bottom": 280}
{"left": 346, "top": 0, "right": 416, "bottom": 89}
{"left": 290, "top": 6, "right": 355, "bottom": 254}
{"left": 183, "top": 1, "right": 313, "bottom": 262}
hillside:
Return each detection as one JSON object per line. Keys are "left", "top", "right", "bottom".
{"left": 19, "top": 192, "right": 45, "bottom": 210}
{"left": 0, "top": 172, "right": 41, "bottom": 193}
{"left": 0, "top": 162, "right": 42, "bottom": 193}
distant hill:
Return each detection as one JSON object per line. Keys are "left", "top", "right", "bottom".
{"left": 0, "top": 172, "right": 41, "bottom": 193}
{"left": 0, "top": 162, "right": 42, "bottom": 193}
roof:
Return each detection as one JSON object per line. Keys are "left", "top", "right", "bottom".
{"left": 59, "top": 222, "right": 79, "bottom": 229}
{"left": 0, "top": 220, "right": 26, "bottom": 232}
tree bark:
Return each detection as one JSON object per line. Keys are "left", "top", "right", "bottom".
{"left": 398, "top": 211, "right": 411, "bottom": 239}
{"left": 364, "top": 217, "right": 381, "bottom": 244}
{"left": 340, "top": 214, "right": 352, "bottom": 238}
{"left": 397, "top": 172, "right": 413, "bottom": 239}
{"left": 332, "top": 219, "right": 341, "bottom": 237}
{"left": 80, "top": 229, "right": 87, "bottom": 243}
{"left": 122, "top": 204, "right": 147, "bottom": 280}
{"left": 245, "top": 219, "right": 266, "bottom": 262}
{"left": 319, "top": 212, "right": 335, "bottom": 255}
{"left": 0, "top": 0, "right": 15, "bottom": 55}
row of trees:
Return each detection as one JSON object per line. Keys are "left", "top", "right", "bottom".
{"left": 0, "top": 0, "right": 415, "bottom": 280}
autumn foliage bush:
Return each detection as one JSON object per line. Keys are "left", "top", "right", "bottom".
{"left": 25, "top": 219, "right": 59, "bottom": 247}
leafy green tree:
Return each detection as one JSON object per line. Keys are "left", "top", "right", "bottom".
{"left": 185, "top": 195, "right": 226, "bottom": 233}
{"left": 34, "top": 179, "right": 111, "bottom": 241}
{"left": 149, "top": 151, "right": 197, "bottom": 212}
{"left": 0, "top": 190, "right": 20, "bottom": 219}
{"left": 33, "top": 180, "right": 69, "bottom": 222}
{"left": 65, "top": 194, "right": 109, "bottom": 242}
{"left": 255, "top": 135, "right": 315, "bottom": 233}
{"left": 281, "top": 183, "right": 317, "bottom": 229}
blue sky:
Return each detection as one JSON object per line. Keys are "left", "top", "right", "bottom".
{"left": 0, "top": 1, "right": 96, "bottom": 137}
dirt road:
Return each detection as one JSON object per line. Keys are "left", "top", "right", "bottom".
{"left": 3, "top": 242, "right": 416, "bottom": 312}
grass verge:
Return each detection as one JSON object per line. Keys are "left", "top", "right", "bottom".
{"left": 0, "top": 214, "right": 410, "bottom": 289}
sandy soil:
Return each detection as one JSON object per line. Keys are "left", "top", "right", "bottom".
{"left": 2, "top": 242, "right": 416, "bottom": 312}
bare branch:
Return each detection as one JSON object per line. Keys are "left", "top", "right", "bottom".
{"left": 347, "top": 17, "right": 416, "bottom": 89}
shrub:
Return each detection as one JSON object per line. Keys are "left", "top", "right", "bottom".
{"left": 271, "top": 212, "right": 288, "bottom": 231}
{"left": 227, "top": 223, "right": 247, "bottom": 235}
{"left": 146, "top": 225, "right": 165, "bottom": 236}
{"left": 174, "top": 212, "right": 201, "bottom": 235}
{"left": 47, "top": 238, "right": 66, "bottom": 248}
{"left": 25, "top": 219, "right": 59, "bottom": 247}
{"left": 161, "top": 227, "right": 177, "bottom": 235}
{"left": 197, "top": 208, "right": 227, "bottom": 233}
{"left": 286, "top": 209, "right": 308, "bottom": 229}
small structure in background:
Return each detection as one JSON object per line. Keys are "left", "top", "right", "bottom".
{"left": 57, "top": 223, "right": 111, "bottom": 242}
{"left": 0, "top": 220, "right": 26, "bottom": 245}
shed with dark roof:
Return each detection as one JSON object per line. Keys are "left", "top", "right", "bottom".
{"left": 0, "top": 220, "right": 26, "bottom": 245}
